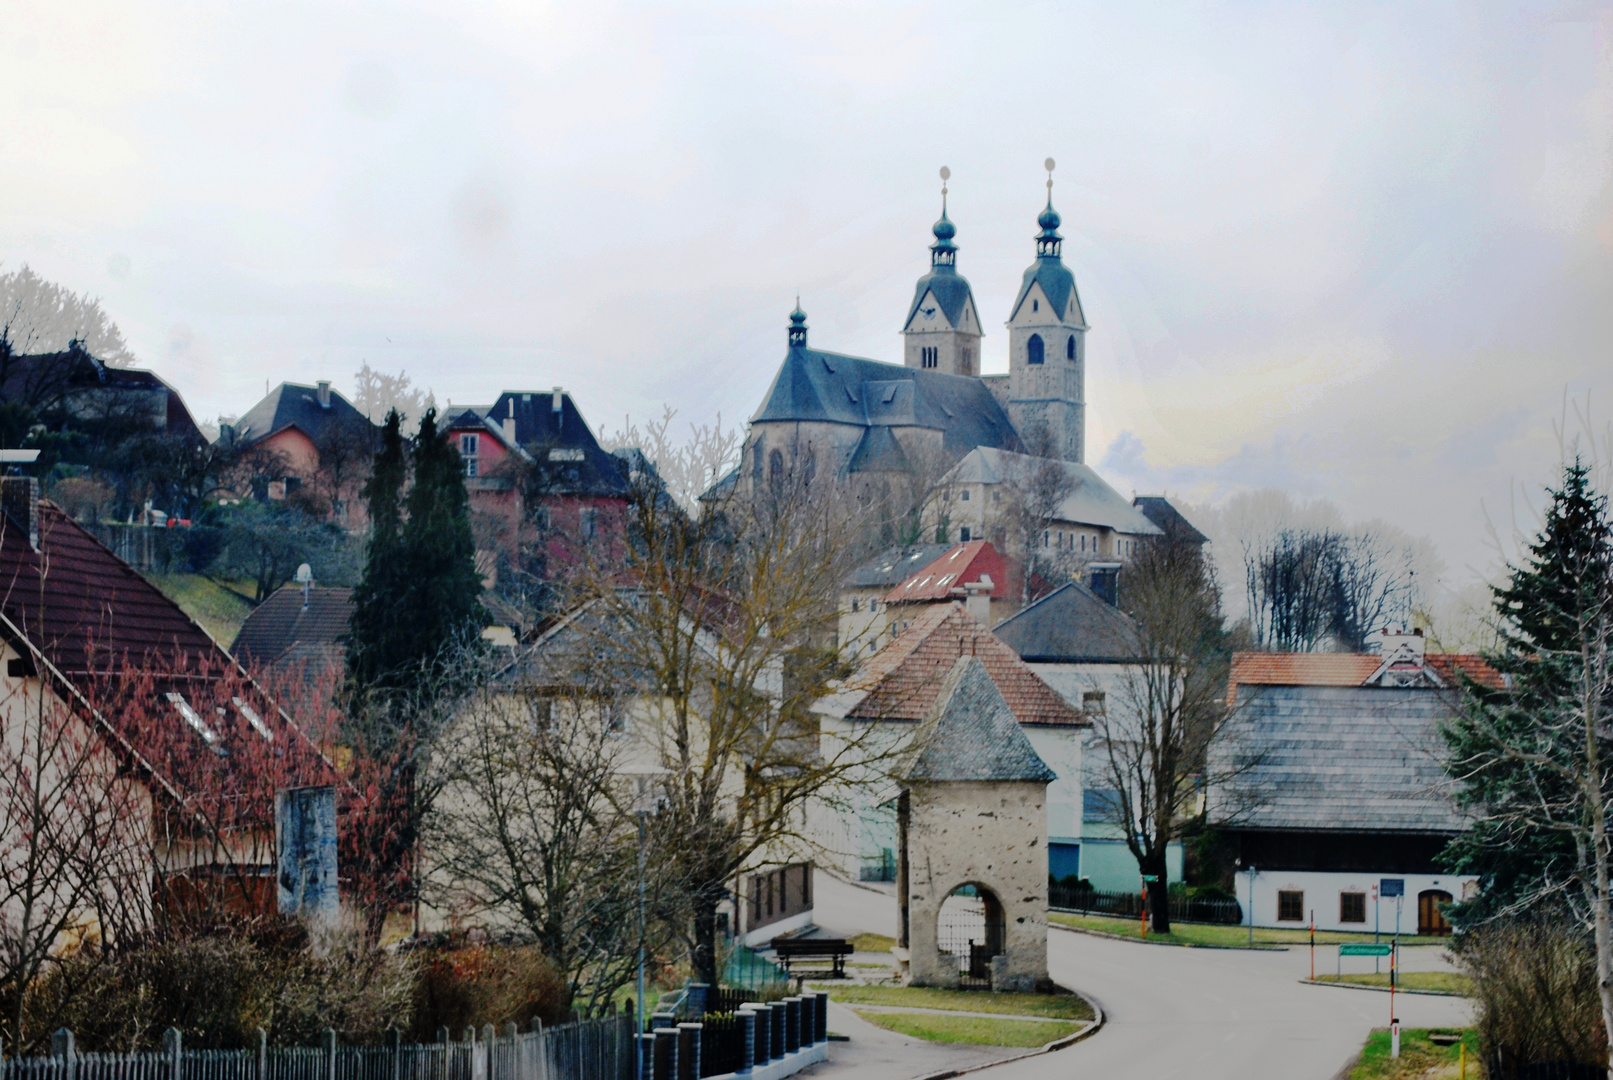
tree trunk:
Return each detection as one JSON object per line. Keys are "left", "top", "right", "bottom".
{"left": 1585, "top": 643, "right": 1613, "bottom": 1080}
{"left": 691, "top": 890, "right": 720, "bottom": 988}
{"left": 1144, "top": 855, "right": 1171, "bottom": 935}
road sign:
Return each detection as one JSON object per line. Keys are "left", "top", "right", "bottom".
{"left": 1340, "top": 943, "right": 1394, "bottom": 956}
{"left": 1380, "top": 878, "right": 1405, "bottom": 898}
{"left": 1141, "top": 875, "right": 1159, "bottom": 882}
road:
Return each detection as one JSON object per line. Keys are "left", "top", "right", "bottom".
{"left": 811, "top": 874, "right": 1473, "bottom": 1080}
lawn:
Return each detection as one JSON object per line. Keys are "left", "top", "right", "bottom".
{"left": 147, "top": 574, "right": 258, "bottom": 645}
{"left": 849, "top": 933, "right": 895, "bottom": 953}
{"left": 1312, "top": 972, "right": 1473, "bottom": 995}
{"left": 811, "top": 984, "right": 1093, "bottom": 1021}
{"left": 1347, "top": 1028, "right": 1478, "bottom": 1079}
{"left": 855, "top": 1012, "right": 1083, "bottom": 1048}
{"left": 1049, "top": 912, "right": 1450, "bottom": 948}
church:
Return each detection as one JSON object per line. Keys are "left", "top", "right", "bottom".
{"left": 733, "top": 165, "right": 1164, "bottom": 565}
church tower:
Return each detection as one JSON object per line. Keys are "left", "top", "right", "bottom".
{"left": 1007, "top": 160, "right": 1088, "bottom": 463}
{"left": 903, "top": 168, "right": 983, "bottom": 377}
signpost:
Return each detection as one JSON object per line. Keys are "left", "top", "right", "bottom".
{"left": 1337, "top": 942, "right": 1392, "bottom": 982}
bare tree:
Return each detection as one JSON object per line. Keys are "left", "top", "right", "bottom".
{"left": 1089, "top": 530, "right": 1253, "bottom": 933}
{"left": 351, "top": 363, "right": 435, "bottom": 427}
{"left": 598, "top": 406, "right": 740, "bottom": 513}
{"left": 1243, "top": 526, "right": 1419, "bottom": 652}
{"left": 989, "top": 432, "right": 1077, "bottom": 604}
{"left": 0, "top": 266, "right": 138, "bottom": 368}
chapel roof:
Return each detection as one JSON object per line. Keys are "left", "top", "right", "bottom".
{"left": 841, "top": 602, "right": 1085, "bottom": 727}
{"left": 901, "top": 655, "right": 1057, "bottom": 784}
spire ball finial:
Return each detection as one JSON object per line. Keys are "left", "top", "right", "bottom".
{"left": 1045, "top": 157, "right": 1055, "bottom": 173}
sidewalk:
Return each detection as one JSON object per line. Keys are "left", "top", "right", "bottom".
{"left": 803, "top": 999, "right": 1027, "bottom": 1080}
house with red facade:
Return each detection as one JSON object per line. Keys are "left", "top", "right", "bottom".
{"left": 226, "top": 381, "right": 377, "bottom": 525}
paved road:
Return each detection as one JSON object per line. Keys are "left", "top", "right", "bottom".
{"left": 812, "top": 874, "right": 1473, "bottom": 1080}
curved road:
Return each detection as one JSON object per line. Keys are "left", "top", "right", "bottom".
{"left": 813, "top": 874, "right": 1472, "bottom": 1080}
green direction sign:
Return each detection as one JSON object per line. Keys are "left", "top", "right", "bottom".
{"left": 1141, "top": 875, "right": 1159, "bottom": 882}
{"left": 1339, "top": 944, "right": 1393, "bottom": 957}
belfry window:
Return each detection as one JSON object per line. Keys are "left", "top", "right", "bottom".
{"left": 1027, "top": 334, "right": 1044, "bottom": 365}
{"left": 1067, "top": 336, "right": 1076, "bottom": 360}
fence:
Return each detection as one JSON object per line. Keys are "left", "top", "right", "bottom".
{"left": 720, "top": 946, "right": 789, "bottom": 994}
{"left": 639, "top": 993, "right": 828, "bottom": 1080}
{"left": 3, "top": 1016, "right": 635, "bottom": 1080}
{"left": 1048, "top": 884, "right": 1243, "bottom": 925}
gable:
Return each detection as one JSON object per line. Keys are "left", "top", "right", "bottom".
{"left": 1009, "top": 282, "right": 1055, "bottom": 325}
{"left": 904, "top": 289, "right": 955, "bottom": 333}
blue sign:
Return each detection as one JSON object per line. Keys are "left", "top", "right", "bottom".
{"left": 1380, "top": 878, "right": 1405, "bottom": 898}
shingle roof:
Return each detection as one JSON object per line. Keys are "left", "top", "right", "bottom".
{"left": 884, "top": 541, "right": 1005, "bottom": 604}
{"left": 947, "top": 448, "right": 1162, "bottom": 536}
{"left": 992, "top": 580, "right": 1140, "bottom": 663}
{"left": 902, "top": 656, "right": 1057, "bottom": 784}
{"left": 1206, "top": 684, "right": 1467, "bottom": 834}
{"left": 1009, "top": 256, "right": 1085, "bottom": 327}
{"left": 843, "top": 545, "right": 953, "bottom": 590}
{"left": 233, "top": 382, "right": 374, "bottom": 448}
{"left": 1226, "top": 651, "right": 1502, "bottom": 705}
{"left": 751, "top": 348, "right": 1021, "bottom": 460}
{"left": 844, "top": 603, "right": 1086, "bottom": 728}
{"left": 231, "top": 585, "right": 353, "bottom": 669}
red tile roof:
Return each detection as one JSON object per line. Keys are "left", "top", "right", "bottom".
{"left": 1228, "top": 650, "right": 1504, "bottom": 704}
{"left": 845, "top": 602, "right": 1086, "bottom": 727}
{"left": 883, "top": 540, "right": 1006, "bottom": 605}
{"left": 0, "top": 500, "right": 332, "bottom": 802}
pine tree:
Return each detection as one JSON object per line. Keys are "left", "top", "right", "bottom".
{"left": 343, "top": 409, "right": 408, "bottom": 696}
{"left": 1442, "top": 460, "right": 1613, "bottom": 922}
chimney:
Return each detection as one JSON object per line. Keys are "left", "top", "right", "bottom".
{"left": 962, "top": 575, "right": 993, "bottom": 625}
{"left": 551, "top": 387, "right": 564, "bottom": 417}
{"left": 316, "top": 380, "right": 331, "bottom": 409}
{"left": 502, "top": 417, "right": 517, "bottom": 445}
{"left": 1, "top": 477, "right": 39, "bottom": 552}
{"left": 1089, "top": 563, "right": 1121, "bottom": 606}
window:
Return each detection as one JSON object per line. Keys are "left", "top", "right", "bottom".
{"left": 850, "top": 598, "right": 859, "bottom": 612}
{"left": 464, "top": 458, "right": 478, "bottom": 478}
{"left": 1027, "top": 333, "right": 1044, "bottom": 365}
{"left": 920, "top": 346, "right": 938, "bottom": 369}
{"left": 1082, "top": 690, "right": 1105, "bottom": 714}
{"left": 459, "top": 434, "right": 478, "bottom": 455}
{"left": 960, "top": 526, "right": 971, "bottom": 542}
{"left": 1067, "top": 335, "right": 1076, "bottom": 360}
{"left": 961, "top": 489, "right": 970, "bottom": 501}
{"left": 1340, "top": 892, "right": 1367, "bottom": 924}
{"left": 1032, "top": 299, "right": 1039, "bottom": 313}
{"left": 769, "top": 449, "right": 784, "bottom": 487}
{"left": 579, "top": 508, "right": 597, "bottom": 541}
{"left": 993, "top": 491, "right": 1001, "bottom": 503}
{"left": 1080, "top": 534, "right": 1086, "bottom": 552}
{"left": 1277, "top": 890, "right": 1305, "bottom": 922}
{"left": 1043, "top": 530, "right": 1050, "bottom": 548}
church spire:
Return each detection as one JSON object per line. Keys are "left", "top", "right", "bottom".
{"left": 788, "top": 298, "right": 808, "bottom": 348}
{"left": 930, "top": 166, "right": 957, "bottom": 269}
{"left": 1036, "top": 158, "right": 1062, "bottom": 259}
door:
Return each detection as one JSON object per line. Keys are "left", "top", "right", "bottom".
{"left": 1418, "top": 890, "right": 1453, "bottom": 935}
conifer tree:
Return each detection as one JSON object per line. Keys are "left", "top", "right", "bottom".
{"left": 1442, "top": 460, "right": 1613, "bottom": 924}
{"left": 343, "top": 409, "right": 408, "bottom": 696}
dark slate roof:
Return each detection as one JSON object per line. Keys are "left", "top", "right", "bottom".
{"left": 1206, "top": 684, "right": 1467, "bottom": 834}
{"left": 751, "top": 347, "right": 1021, "bottom": 458}
{"left": 843, "top": 544, "right": 952, "bottom": 590}
{"left": 446, "top": 391, "right": 630, "bottom": 498}
{"left": 847, "top": 425, "right": 910, "bottom": 473}
{"left": 2, "top": 347, "right": 205, "bottom": 444}
{"left": 233, "top": 382, "right": 374, "bottom": 448}
{"left": 1132, "top": 497, "right": 1208, "bottom": 546}
{"left": 904, "top": 267, "right": 977, "bottom": 330}
{"left": 231, "top": 585, "right": 353, "bottom": 669}
{"left": 992, "top": 580, "right": 1141, "bottom": 663}
{"left": 1010, "top": 255, "right": 1085, "bottom": 326}
{"left": 902, "top": 656, "right": 1057, "bottom": 784}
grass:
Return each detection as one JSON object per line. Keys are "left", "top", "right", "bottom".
{"left": 855, "top": 1012, "right": 1083, "bottom": 1048}
{"left": 810, "top": 984, "right": 1093, "bottom": 1021}
{"left": 1312, "top": 972, "right": 1473, "bottom": 995}
{"left": 146, "top": 573, "right": 258, "bottom": 645}
{"left": 1348, "top": 1027, "right": 1478, "bottom": 1080}
{"left": 849, "top": 933, "right": 895, "bottom": 953}
{"left": 1049, "top": 912, "right": 1451, "bottom": 948}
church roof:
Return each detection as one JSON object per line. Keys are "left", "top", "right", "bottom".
{"left": 904, "top": 268, "right": 977, "bottom": 332}
{"left": 847, "top": 425, "right": 910, "bottom": 473}
{"left": 901, "top": 656, "right": 1058, "bottom": 784}
{"left": 751, "top": 347, "right": 1020, "bottom": 458}
{"left": 947, "top": 448, "right": 1162, "bottom": 536}
{"left": 1010, "top": 257, "right": 1085, "bottom": 326}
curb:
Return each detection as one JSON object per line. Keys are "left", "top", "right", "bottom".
{"left": 904, "top": 988, "right": 1105, "bottom": 1080}
{"left": 1047, "top": 920, "right": 1286, "bottom": 952}
{"left": 1298, "top": 978, "right": 1467, "bottom": 998}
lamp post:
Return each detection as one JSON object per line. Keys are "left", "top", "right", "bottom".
{"left": 636, "top": 809, "right": 648, "bottom": 1080}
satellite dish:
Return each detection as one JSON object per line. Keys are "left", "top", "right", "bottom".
{"left": 295, "top": 563, "right": 313, "bottom": 585}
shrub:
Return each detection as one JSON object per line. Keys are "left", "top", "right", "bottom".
{"left": 1455, "top": 917, "right": 1606, "bottom": 1076}
{"left": 408, "top": 944, "right": 567, "bottom": 1041}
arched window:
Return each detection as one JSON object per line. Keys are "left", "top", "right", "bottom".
{"left": 768, "top": 449, "right": 784, "bottom": 487}
{"left": 1066, "top": 335, "right": 1076, "bottom": 360}
{"left": 1027, "top": 334, "right": 1044, "bottom": 365}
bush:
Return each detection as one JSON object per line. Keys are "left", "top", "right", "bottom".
{"left": 1455, "top": 917, "right": 1607, "bottom": 1076}
{"left": 1187, "top": 885, "right": 1236, "bottom": 903}
{"left": 408, "top": 944, "right": 568, "bottom": 1042}
{"left": 27, "top": 920, "right": 416, "bottom": 1052}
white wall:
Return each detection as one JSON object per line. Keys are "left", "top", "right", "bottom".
{"left": 1233, "top": 869, "right": 1478, "bottom": 933}
{"left": 1021, "top": 727, "right": 1082, "bottom": 843}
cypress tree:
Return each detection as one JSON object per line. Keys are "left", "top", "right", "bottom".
{"left": 1442, "top": 460, "right": 1613, "bottom": 922}
{"left": 344, "top": 409, "right": 408, "bottom": 696}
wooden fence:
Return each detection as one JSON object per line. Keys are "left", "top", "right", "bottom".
{"left": 4, "top": 1016, "right": 635, "bottom": 1080}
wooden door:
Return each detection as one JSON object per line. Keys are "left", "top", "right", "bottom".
{"left": 1418, "top": 890, "right": 1452, "bottom": 935}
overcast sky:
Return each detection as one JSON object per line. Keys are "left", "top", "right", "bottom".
{"left": 3, "top": 1, "right": 1610, "bottom": 583}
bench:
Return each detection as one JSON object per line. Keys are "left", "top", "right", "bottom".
{"left": 771, "top": 938, "right": 854, "bottom": 978}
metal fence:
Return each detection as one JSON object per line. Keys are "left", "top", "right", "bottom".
{"left": 720, "top": 946, "right": 788, "bottom": 994}
{"left": 1048, "top": 884, "right": 1243, "bottom": 925}
{"left": 4, "top": 1016, "right": 635, "bottom": 1080}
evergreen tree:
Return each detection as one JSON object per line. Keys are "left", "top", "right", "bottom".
{"left": 343, "top": 409, "right": 408, "bottom": 696}
{"left": 1442, "top": 460, "right": 1613, "bottom": 923}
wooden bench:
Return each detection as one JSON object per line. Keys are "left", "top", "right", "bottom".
{"left": 771, "top": 938, "right": 854, "bottom": 978}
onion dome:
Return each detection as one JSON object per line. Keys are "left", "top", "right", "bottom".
{"left": 788, "top": 300, "right": 808, "bottom": 347}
